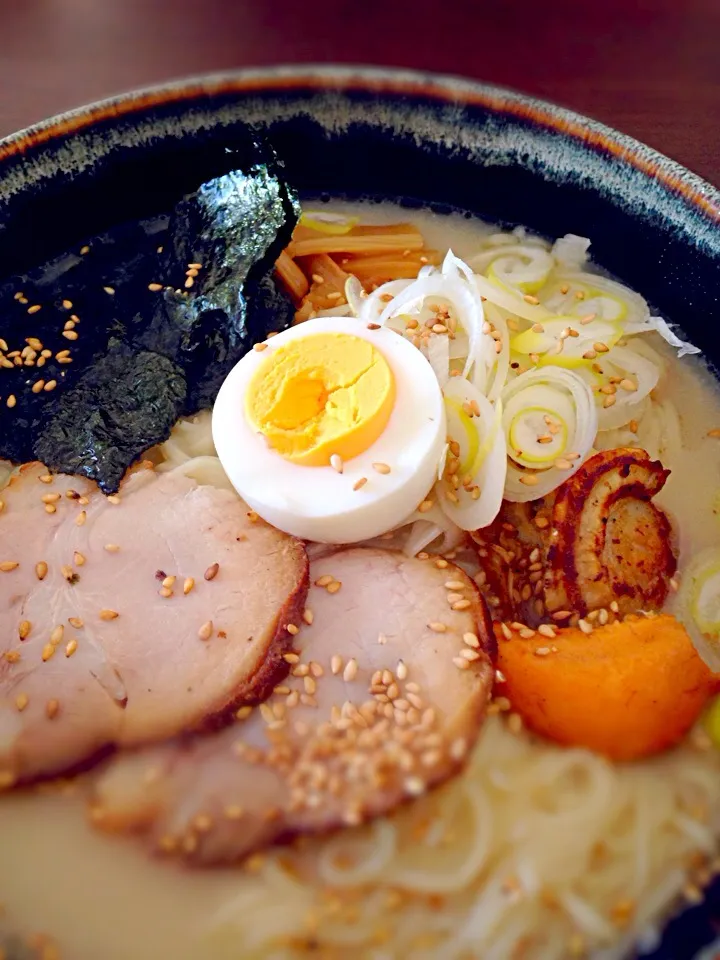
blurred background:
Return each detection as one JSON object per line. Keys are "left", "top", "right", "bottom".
{"left": 0, "top": 0, "right": 717, "bottom": 184}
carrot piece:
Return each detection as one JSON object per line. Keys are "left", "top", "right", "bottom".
{"left": 275, "top": 251, "right": 309, "bottom": 303}
{"left": 495, "top": 614, "right": 720, "bottom": 761}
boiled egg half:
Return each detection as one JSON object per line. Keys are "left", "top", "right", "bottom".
{"left": 212, "top": 316, "right": 446, "bottom": 543}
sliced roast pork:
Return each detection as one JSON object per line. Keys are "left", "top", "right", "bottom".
{"left": 90, "top": 547, "right": 495, "bottom": 865}
{"left": 0, "top": 462, "right": 308, "bottom": 786}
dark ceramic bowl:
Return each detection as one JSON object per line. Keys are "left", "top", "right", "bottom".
{"left": 0, "top": 65, "right": 718, "bottom": 959}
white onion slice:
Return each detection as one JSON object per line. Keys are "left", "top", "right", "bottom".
{"left": 540, "top": 272, "right": 651, "bottom": 332}
{"left": 401, "top": 501, "right": 466, "bottom": 556}
{"left": 646, "top": 315, "right": 700, "bottom": 358}
{"left": 483, "top": 304, "right": 511, "bottom": 402}
{"left": 438, "top": 377, "right": 506, "bottom": 530}
{"left": 551, "top": 234, "right": 591, "bottom": 269}
{"left": 425, "top": 333, "right": 450, "bottom": 388}
{"left": 474, "top": 273, "right": 552, "bottom": 323}
{"left": 470, "top": 244, "right": 554, "bottom": 294}
{"left": 344, "top": 275, "right": 365, "bottom": 317}
{"left": 501, "top": 366, "right": 597, "bottom": 502}
{"left": 592, "top": 344, "right": 660, "bottom": 430}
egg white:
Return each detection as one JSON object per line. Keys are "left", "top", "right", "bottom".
{"left": 212, "top": 317, "right": 447, "bottom": 543}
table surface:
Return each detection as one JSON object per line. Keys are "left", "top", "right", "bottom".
{"left": 0, "top": 0, "right": 718, "bottom": 187}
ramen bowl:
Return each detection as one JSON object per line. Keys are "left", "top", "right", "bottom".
{"left": 0, "top": 66, "right": 718, "bottom": 960}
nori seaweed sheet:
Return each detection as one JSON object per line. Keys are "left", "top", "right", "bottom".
{"left": 1, "top": 142, "right": 298, "bottom": 492}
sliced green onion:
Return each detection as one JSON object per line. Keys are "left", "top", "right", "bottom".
{"left": 439, "top": 378, "right": 506, "bottom": 530}
{"left": 501, "top": 366, "right": 597, "bottom": 502}
{"left": 299, "top": 211, "right": 359, "bottom": 235}
{"left": 677, "top": 548, "right": 720, "bottom": 671}
{"left": 510, "top": 315, "right": 622, "bottom": 369}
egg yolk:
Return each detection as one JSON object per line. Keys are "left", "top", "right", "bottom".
{"left": 245, "top": 333, "right": 396, "bottom": 466}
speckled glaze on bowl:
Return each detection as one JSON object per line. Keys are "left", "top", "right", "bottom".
{"left": 0, "top": 65, "right": 718, "bottom": 960}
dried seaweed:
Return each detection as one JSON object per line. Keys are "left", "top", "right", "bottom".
{"left": 0, "top": 143, "right": 298, "bottom": 492}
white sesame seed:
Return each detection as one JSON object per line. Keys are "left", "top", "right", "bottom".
{"left": 343, "top": 658, "right": 358, "bottom": 682}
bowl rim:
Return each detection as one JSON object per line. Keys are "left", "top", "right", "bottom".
{"left": 0, "top": 64, "right": 717, "bottom": 223}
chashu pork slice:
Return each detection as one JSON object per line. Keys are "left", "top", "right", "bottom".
{"left": 91, "top": 547, "right": 496, "bottom": 865}
{"left": 0, "top": 462, "right": 308, "bottom": 786}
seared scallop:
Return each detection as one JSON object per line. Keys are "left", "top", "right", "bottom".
{"left": 472, "top": 448, "right": 676, "bottom": 625}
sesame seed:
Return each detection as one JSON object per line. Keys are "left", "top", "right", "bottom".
{"left": 46, "top": 699, "right": 60, "bottom": 719}
{"left": 65, "top": 639, "right": 78, "bottom": 658}
{"left": 343, "top": 658, "right": 358, "bottom": 682}
{"left": 148, "top": 282, "right": 163, "bottom": 292}
{"left": 519, "top": 627, "right": 536, "bottom": 639}
{"left": 99, "top": 609, "right": 119, "bottom": 621}
{"left": 159, "top": 586, "right": 173, "bottom": 598}
{"left": 330, "top": 454, "right": 344, "bottom": 473}
{"left": 302, "top": 608, "right": 314, "bottom": 625}
{"left": 107, "top": 495, "right": 121, "bottom": 505}
{"left": 68, "top": 617, "right": 84, "bottom": 629}
{"left": 75, "top": 510, "right": 86, "bottom": 526}
{"left": 15, "top": 692, "right": 29, "bottom": 711}
{"left": 523, "top": 294, "right": 540, "bottom": 305}
{"left": 315, "top": 575, "right": 333, "bottom": 587}
{"left": 453, "top": 657, "right": 470, "bottom": 670}
{"left": 204, "top": 562, "right": 219, "bottom": 582}
{"left": 372, "top": 462, "right": 391, "bottom": 475}
{"left": 428, "top": 621, "right": 447, "bottom": 633}
{"left": 0, "top": 561, "right": 19, "bottom": 572}
{"left": 460, "top": 648, "right": 480, "bottom": 661}
{"left": 534, "top": 646, "right": 551, "bottom": 656}
{"left": 537, "top": 624, "right": 556, "bottom": 638}
{"left": 326, "top": 580, "right": 342, "bottom": 594}
{"left": 62, "top": 330, "right": 79, "bottom": 341}
{"left": 44, "top": 504, "right": 57, "bottom": 515}
{"left": 602, "top": 394, "right": 616, "bottom": 408}
{"left": 6, "top": 394, "right": 16, "bottom": 408}
{"left": 27, "top": 304, "right": 42, "bottom": 315}
{"left": 330, "top": 655, "right": 343, "bottom": 675}
{"left": 594, "top": 341, "right": 609, "bottom": 353}
{"left": 619, "top": 378, "right": 637, "bottom": 392}
{"left": 554, "top": 457, "right": 572, "bottom": 469}
{"left": 444, "top": 580, "right": 465, "bottom": 591}
{"left": 353, "top": 477, "right": 368, "bottom": 491}
{"left": 286, "top": 623, "right": 299, "bottom": 636}
{"left": 452, "top": 598, "right": 472, "bottom": 610}
{"left": 551, "top": 610, "right": 572, "bottom": 621}
{"left": 198, "top": 620, "right": 213, "bottom": 640}
{"left": 41, "top": 643, "right": 55, "bottom": 661}
{"left": 519, "top": 474, "right": 539, "bottom": 486}
{"left": 31, "top": 379, "right": 45, "bottom": 394}
{"left": 303, "top": 675, "right": 317, "bottom": 695}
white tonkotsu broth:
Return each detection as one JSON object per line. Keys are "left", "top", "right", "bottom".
{"left": 1, "top": 204, "right": 719, "bottom": 960}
